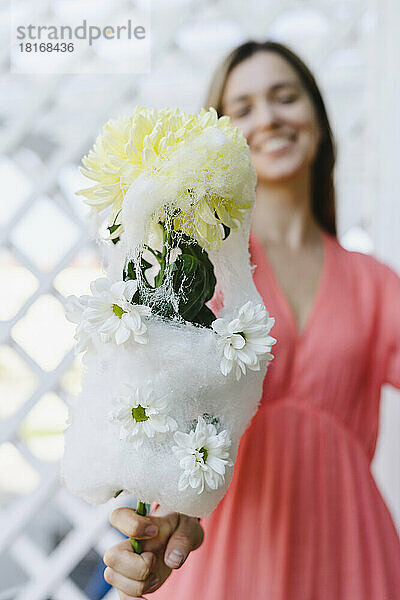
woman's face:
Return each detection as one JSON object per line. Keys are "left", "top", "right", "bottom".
{"left": 222, "top": 51, "right": 322, "bottom": 184}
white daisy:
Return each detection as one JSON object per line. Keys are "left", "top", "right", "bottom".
{"left": 108, "top": 384, "right": 177, "bottom": 448}
{"left": 212, "top": 301, "right": 276, "bottom": 381}
{"left": 172, "top": 415, "right": 233, "bottom": 495}
{"left": 65, "top": 294, "right": 92, "bottom": 353}
{"left": 82, "top": 277, "right": 151, "bottom": 346}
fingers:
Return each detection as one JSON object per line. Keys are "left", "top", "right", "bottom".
{"left": 110, "top": 507, "right": 159, "bottom": 540}
{"left": 106, "top": 507, "right": 201, "bottom": 596}
{"left": 104, "top": 566, "right": 156, "bottom": 597}
{"left": 164, "top": 514, "right": 204, "bottom": 569}
{"left": 118, "top": 592, "right": 143, "bottom": 600}
{"left": 104, "top": 541, "right": 154, "bottom": 580}
{"left": 104, "top": 541, "right": 160, "bottom": 598}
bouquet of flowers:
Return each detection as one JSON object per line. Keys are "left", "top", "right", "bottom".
{"left": 63, "top": 106, "right": 276, "bottom": 526}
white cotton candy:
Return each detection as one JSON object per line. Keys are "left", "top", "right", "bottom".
{"left": 62, "top": 220, "right": 271, "bottom": 517}
{"left": 62, "top": 108, "right": 275, "bottom": 518}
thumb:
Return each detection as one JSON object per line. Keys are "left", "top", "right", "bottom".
{"left": 164, "top": 514, "right": 204, "bottom": 569}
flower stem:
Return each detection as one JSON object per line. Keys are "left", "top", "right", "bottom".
{"left": 130, "top": 500, "right": 148, "bottom": 554}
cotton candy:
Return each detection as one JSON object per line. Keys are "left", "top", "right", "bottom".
{"left": 62, "top": 107, "right": 275, "bottom": 517}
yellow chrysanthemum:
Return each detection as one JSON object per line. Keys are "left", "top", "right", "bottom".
{"left": 77, "top": 106, "right": 256, "bottom": 249}
{"left": 173, "top": 198, "right": 249, "bottom": 249}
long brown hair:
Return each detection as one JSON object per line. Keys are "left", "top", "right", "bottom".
{"left": 205, "top": 40, "right": 337, "bottom": 237}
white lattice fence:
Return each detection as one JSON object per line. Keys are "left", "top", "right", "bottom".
{"left": 0, "top": 1, "right": 205, "bottom": 596}
{"left": 0, "top": 68, "right": 140, "bottom": 597}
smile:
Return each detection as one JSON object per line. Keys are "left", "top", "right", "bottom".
{"left": 259, "top": 135, "right": 295, "bottom": 154}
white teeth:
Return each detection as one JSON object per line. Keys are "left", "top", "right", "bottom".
{"left": 261, "top": 137, "right": 293, "bottom": 153}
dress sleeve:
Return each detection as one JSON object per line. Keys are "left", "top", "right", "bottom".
{"left": 377, "top": 262, "right": 400, "bottom": 388}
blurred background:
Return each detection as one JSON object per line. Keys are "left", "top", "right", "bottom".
{"left": 0, "top": 0, "right": 399, "bottom": 598}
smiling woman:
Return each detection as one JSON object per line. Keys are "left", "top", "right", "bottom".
{"left": 225, "top": 62, "right": 317, "bottom": 176}
{"left": 133, "top": 40, "right": 400, "bottom": 600}
{"left": 207, "top": 40, "right": 336, "bottom": 239}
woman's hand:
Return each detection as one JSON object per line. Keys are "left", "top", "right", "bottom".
{"left": 103, "top": 505, "right": 204, "bottom": 598}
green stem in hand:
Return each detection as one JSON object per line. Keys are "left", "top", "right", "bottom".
{"left": 130, "top": 501, "right": 148, "bottom": 554}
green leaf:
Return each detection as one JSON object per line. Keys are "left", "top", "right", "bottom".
{"left": 143, "top": 244, "right": 162, "bottom": 260}
{"left": 123, "top": 261, "right": 136, "bottom": 281}
{"left": 221, "top": 223, "right": 230, "bottom": 240}
{"left": 107, "top": 223, "right": 120, "bottom": 245}
{"left": 193, "top": 303, "right": 216, "bottom": 327}
{"left": 123, "top": 258, "right": 153, "bottom": 285}
{"left": 141, "top": 258, "right": 153, "bottom": 270}
{"left": 154, "top": 261, "right": 166, "bottom": 288}
{"left": 173, "top": 254, "right": 201, "bottom": 320}
{"left": 177, "top": 237, "right": 216, "bottom": 304}
{"left": 121, "top": 230, "right": 216, "bottom": 328}
{"left": 172, "top": 250, "right": 216, "bottom": 323}
{"left": 107, "top": 210, "right": 122, "bottom": 245}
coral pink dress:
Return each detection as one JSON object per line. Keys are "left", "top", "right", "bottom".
{"left": 152, "top": 231, "right": 400, "bottom": 600}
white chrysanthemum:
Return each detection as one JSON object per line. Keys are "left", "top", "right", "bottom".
{"left": 108, "top": 384, "right": 177, "bottom": 448}
{"left": 212, "top": 301, "right": 276, "bottom": 381}
{"left": 172, "top": 416, "right": 233, "bottom": 495}
{"left": 77, "top": 106, "right": 255, "bottom": 249}
{"left": 83, "top": 277, "right": 151, "bottom": 345}
{"left": 65, "top": 277, "right": 151, "bottom": 350}
{"left": 65, "top": 294, "right": 92, "bottom": 353}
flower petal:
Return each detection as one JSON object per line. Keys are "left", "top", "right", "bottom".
{"left": 115, "top": 324, "right": 131, "bottom": 344}
{"left": 90, "top": 278, "right": 110, "bottom": 295}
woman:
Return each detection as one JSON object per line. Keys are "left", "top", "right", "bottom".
{"left": 102, "top": 41, "right": 400, "bottom": 599}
